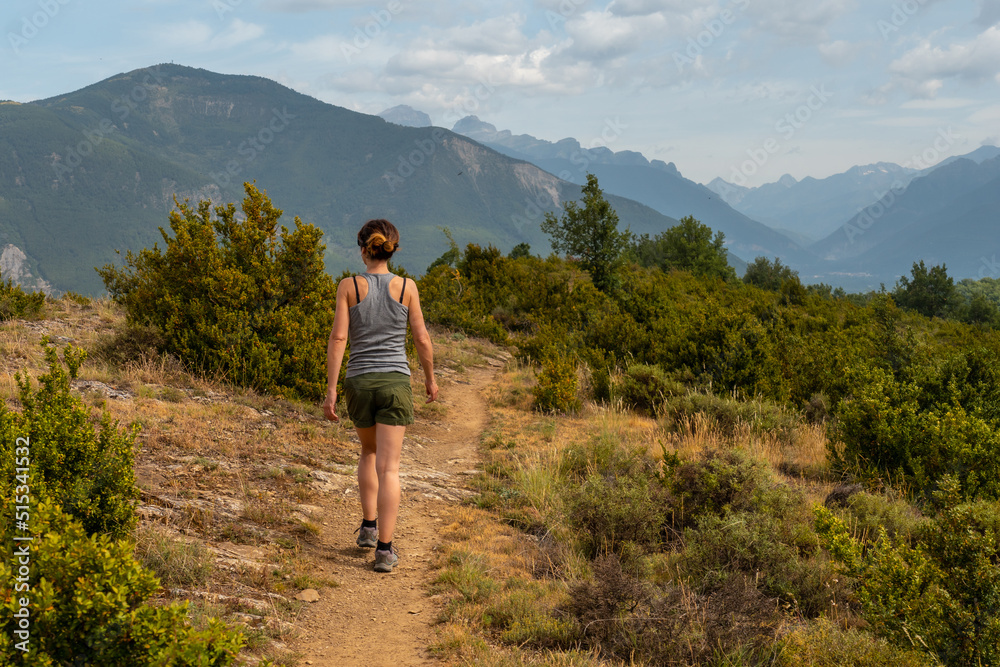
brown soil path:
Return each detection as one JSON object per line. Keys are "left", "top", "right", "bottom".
{"left": 294, "top": 364, "right": 497, "bottom": 666}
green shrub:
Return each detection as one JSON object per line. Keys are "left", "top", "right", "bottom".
{"left": 568, "top": 557, "right": 781, "bottom": 666}
{"left": 613, "top": 363, "right": 683, "bottom": 416}
{"left": 559, "top": 431, "right": 645, "bottom": 482}
{"left": 0, "top": 497, "right": 243, "bottom": 666}
{"left": 679, "top": 511, "right": 839, "bottom": 617}
{"left": 533, "top": 354, "right": 580, "bottom": 414}
{"left": 660, "top": 392, "right": 799, "bottom": 441}
{"left": 666, "top": 450, "right": 792, "bottom": 528}
{"left": 835, "top": 491, "right": 928, "bottom": 543}
{"left": 0, "top": 341, "right": 137, "bottom": 538}
{"left": 569, "top": 470, "right": 668, "bottom": 560}
{"left": 817, "top": 493, "right": 1000, "bottom": 667}
{"left": 62, "top": 291, "right": 92, "bottom": 306}
{"left": 779, "top": 618, "right": 936, "bottom": 666}
{"left": 665, "top": 451, "right": 843, "bottom": 617}
{"left": 0, "top": 279, "right": 45, "bottom": 320}
{"left": 91, "top": 321, "right": 166, "bottom": 367}
{"left": 98, "top": 183, "right": 336, "bottom": 400}
{"left": 831, "top": 361, "right": 1000, "bottom": 500}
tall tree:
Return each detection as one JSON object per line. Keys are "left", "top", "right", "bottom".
{"left": 893, "top": 260, "right": 955, "bottom": 319}
{"left": 632, "top": 215, "right": 736, "bottom": 281}
{"left": 541, "top": 174, "right": 631, "bottom": 292}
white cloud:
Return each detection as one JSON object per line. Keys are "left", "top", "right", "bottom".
{"left": 889, "top": 24, "right": 1000, "bottom": 94}
{"left": 608, "top": 0, "right": 703, "bottom": 18}
{"left": 564, "top": 9, "right": 669, "bottom": 59}
{"left": 412, "top": 15, "right": 533, "bottom": 56}
{"left": 900, "top": 97, "right": 977, "bottom": 109}
{"left": 967, "top": 104, "right": 1000, "bottom": 123}
{"left": 156, "top": 20, "right": 214, "bottom": 49}
{"left": 744, "top": 0, "right": 856, "bottom": 42}
{"left": 868, "top": 116, "right": 944, "bottom": 127}
{"left": 261, "top": 0, "right": 377, "bottom": 10}
{"left": 211, "top": 19, "right": 265, "bottom": 49}
{"left": 150, "top": 18, "right": 264, "bottom": 51}
{"left": 817, "top": 39, "right": 861, "bottom": 66}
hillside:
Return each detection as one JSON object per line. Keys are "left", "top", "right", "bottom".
{"left": 0, "top": 294, "right": 506, "bottom": 665}
{"left": 8, "top": 239, "right": 1000, "bottom": 664}
{"left": 0, "top": 65, "right": 680, "bottom": 295}
{"left": 812, "top": 157, "right": 1000, "bottom": 264}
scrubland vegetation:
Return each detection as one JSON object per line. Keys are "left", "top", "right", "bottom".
{"left": 415, "top": 179, "right": 1000, "bottom": 665}
{"left": 5, "top": 178, "right": 1000, "bottom": 665}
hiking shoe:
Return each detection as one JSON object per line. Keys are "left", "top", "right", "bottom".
{"left": 355, "top": 525, "right": 378, "bottom": 549}
{"left": 373, "top": 546, "right": 399, "bottom": 573}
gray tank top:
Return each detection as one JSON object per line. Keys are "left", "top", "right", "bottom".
{"left": 345, "top": 272, "right": 411, "bottom": 378}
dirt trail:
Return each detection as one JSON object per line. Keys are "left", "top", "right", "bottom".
{"left": 294, "top": 364, "right": 496, "bottom": 666}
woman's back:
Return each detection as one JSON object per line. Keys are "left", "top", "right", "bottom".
{"left": 345, "top": 272, "right": 410, "bottom": 378}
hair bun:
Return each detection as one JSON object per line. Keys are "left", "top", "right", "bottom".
{"left": 383, "top": 241, "right": 395, "bottom": 252}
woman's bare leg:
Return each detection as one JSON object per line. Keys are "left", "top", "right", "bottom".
{"left": 374, "top": 424, "right": 406, "bottom": 544}
{"left": 356, "top": 426, "right": 378, "bottom": 522}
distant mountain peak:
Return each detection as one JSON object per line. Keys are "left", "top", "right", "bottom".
{"left": 777, "top": 174, "right": 797, "bottom": 187}
{"left": 377, "top": 105, "right": 432, "bottom": 128}
{"left": 452, "top": 115, "right": 497, "bottom": 136}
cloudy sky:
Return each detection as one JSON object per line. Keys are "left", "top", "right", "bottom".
{"left": 3, "top": 0, "right": 999, "bottom": 186}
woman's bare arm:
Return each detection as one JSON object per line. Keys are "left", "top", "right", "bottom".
{"left": 322, "top": 279, "right": 352, "bottom": 421}
{"left": 405, "top": 280, "right": 438, "bottom": 402}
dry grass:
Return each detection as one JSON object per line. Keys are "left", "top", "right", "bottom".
{"left": 0, "top": 296, "right": 353, "bottom": 664}
{"left": 432, "top": 353, "right": 850, "bottom": 664}
{"left": 662, "top": 413, "right": 828, "bottom": 472}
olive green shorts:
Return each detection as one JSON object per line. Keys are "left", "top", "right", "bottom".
{"left": 344, "top": 372, "right": 414, "bottom": 428}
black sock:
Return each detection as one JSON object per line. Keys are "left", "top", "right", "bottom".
{"left": 361, "top": 518, "right": 377, "bottom": 529}
{"left": 376, "top": 540, "right": 392, "bottom": 552}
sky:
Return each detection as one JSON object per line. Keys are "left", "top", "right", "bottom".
{"left": 2, "top": 0, "right": 999, "bottom": 187}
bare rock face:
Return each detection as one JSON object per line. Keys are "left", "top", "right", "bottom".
{"left": 0, "top": 244, "right": 53, "bottom": 294}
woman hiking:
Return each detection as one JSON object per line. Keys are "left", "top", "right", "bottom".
{"left": 322, "top": 219, "right": 438, "bottom": 572}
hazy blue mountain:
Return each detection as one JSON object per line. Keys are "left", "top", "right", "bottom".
{"left": 936, "top": 144, "right": 1000, "bottom": 168}
{"left": 812, "top": 157, "right": 1000, "bottom": 260}
{"left": 0, "top": 65, "right": 681, "bottom": 295}
{"left": 708, "top": 163, "right": 920, "bottom": 243}
{"left": 377, "top": 105, "right": 432, "bottom": 128}
{"left": 853, "top": 164, "right": 1000, "bottom": 284}
{"left": 798, "top": 155, "right": 1000, "bottom": 290}
{"left": 451, "top": 116, "right": 817, "bottom": 266}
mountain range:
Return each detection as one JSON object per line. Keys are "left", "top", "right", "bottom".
{"left": 0, "top": 65, "right": 681, "bottom": 295}
{"left": 407, "top": 108, "right": 998, "bottom": 291}
{"left": 3, "top": 67, "right": 997, "bottom": 296}
{"left": 440, "top": 115, "right": 815, "bottom": 268}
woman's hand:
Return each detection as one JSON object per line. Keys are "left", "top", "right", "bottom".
{"left": 322, "top": 390, "right": 339, "bottom": 422}
{"left": 425, "top": 378, "right": 439, "bottom": 403}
